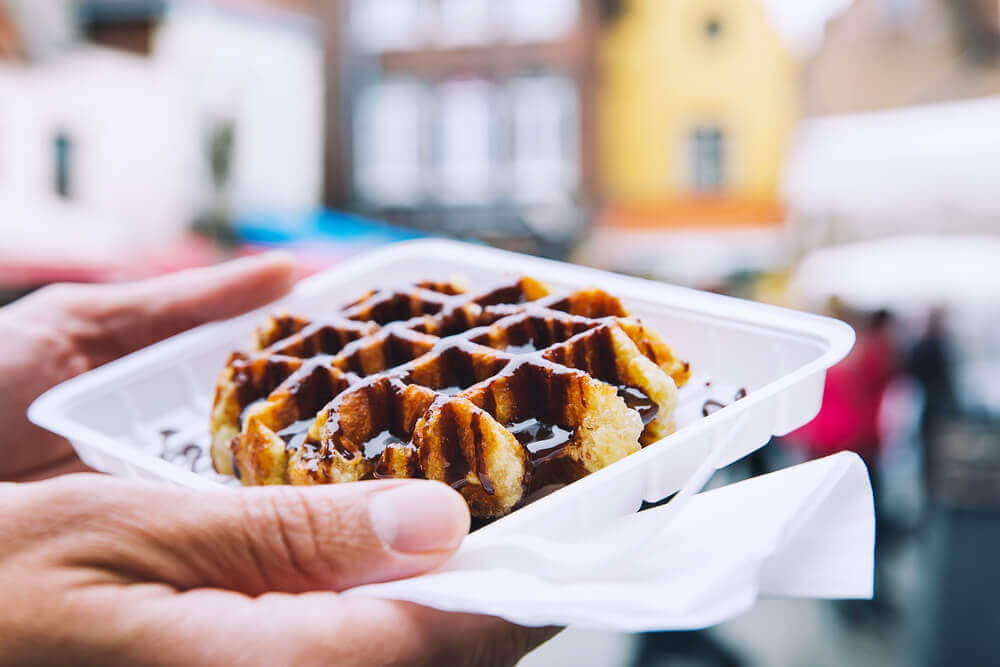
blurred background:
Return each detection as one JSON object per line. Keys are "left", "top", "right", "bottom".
{"left": 2, "top": 0, "right": 999, "bottom": 664}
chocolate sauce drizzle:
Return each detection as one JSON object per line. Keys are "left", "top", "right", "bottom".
{"left": 276, "top": 419, "right": 313, "bottom": 451}
{"left": 508, "top": 418, "right": 574, "bottom": 465}
{"left": 617, "top": 385, "right": 659, "bottom": 426}
{"left": 157, "top": 428, "right": 203, "bottom": 473}
{"left": 702, "top": 387, "right": 748, "bottom": 417}
{"left": 223, "top": 277, "right": 682, "bottom": 517}
{"left": 363, "top": 430, "right": 406, "bottom": 460}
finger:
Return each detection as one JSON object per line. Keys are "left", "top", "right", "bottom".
{"left": 42, "top": 585, "right": 556, "bottom": 666}
{"left": 235, "top": 596, "right": 559, "bottom": 667}
{"left": 61, "top": 251, "right": 297, "bottom": 366}
{"left": 334, "top": 600, "right": 561, "bottom": 667}
{"left": 45, "top": 475, "right": 470, "bottom": 595}
{"left": 12, "top": 451, "right": 92, "bottom": 482}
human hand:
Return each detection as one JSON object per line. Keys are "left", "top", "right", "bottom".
{"left": 0, "top": 474, "right": 555, "bottom": 665}
{"left": 0, "top": 253, "right": 297, "bottom": 482}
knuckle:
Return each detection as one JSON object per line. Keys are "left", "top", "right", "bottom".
{"left": 31, "top": 282, "right": 80, "bottom": 305}
{"left": 42, "top": 474, "right": 127, "bottom": 525}
{"left": 237, "top": 488, "right": 323, "bottom": 582}
{"left": 269, "top": 488, "right": 321, "bottom": 569}
{"left": 0, "top": 475, "right": 122, "bottom": 560}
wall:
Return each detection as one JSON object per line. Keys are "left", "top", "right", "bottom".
{"left": 803, "top": 0, "right": 1000, "bottom": 116}
{"left": 598, "top": 0, "right": 797, "bottom": 210}
{"left": 0, "top": 47, "right": 201, "bottom": 251}
{"left": 153, "top": 2, "right": 325, "bottom": 217}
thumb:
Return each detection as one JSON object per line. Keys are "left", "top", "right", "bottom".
{"left": 54, "top": 476, "right": 470, "bottom": 595}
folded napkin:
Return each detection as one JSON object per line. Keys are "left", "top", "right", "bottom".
{"left": 346, "top": 452, "right": 874, "bottom": 631}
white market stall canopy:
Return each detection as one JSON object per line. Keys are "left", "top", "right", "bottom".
{"left": 791, "top": 235, "right": 1000, "bottom": 311}
{"left": 784, "top": 97, "right": 1000, "bottom": 221}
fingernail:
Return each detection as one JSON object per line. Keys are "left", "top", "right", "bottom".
{"left": 369, "top": 483, "right": 470, "bottom": 554}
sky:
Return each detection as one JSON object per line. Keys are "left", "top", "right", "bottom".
{"left": 759, "top": 0, "right": 854, "bottom": 54}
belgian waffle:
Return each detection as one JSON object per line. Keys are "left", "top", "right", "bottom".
{"left": 210, "top": 277, "right": 691, "bottom": 517}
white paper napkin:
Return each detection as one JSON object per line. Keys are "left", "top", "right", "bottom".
{"left": 345, "top": 452, "right": 874, "bottom": 631}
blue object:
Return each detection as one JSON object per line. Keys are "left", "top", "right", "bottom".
{"left": 233, "top": 209, "right": 426, "bottom": 246}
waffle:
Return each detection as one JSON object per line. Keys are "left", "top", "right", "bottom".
{"left": 210, "top": 277, "right": 691, "bottom": 517}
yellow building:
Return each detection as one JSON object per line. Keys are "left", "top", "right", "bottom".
{"left": 598, "top": 0, "right": 797, "bottom": 227}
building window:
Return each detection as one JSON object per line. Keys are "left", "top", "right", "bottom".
{"left": 53, "top": 131, "right": 73, "bottom": 199}
{"left": 690, "top": 126, "right": 725, "bottom": 192}
{"left": 437, "top": 79, "right": 492, "bottom": 204}
{"left": 353, "top": 81, "right": 426, "bottom": 205}
{"left": 350, "top": 0, "right": 427, "bottom": 53}
{"left": 437, "top": 0, "right": 493, "bottom": 47}
{"left": 704, "top": 16, "right": 723, "bottom": 40}
{"left": 509, "top": 74, "right": 579, "bottom": 204}
{"left": 504, "top": 0, "right": 579, "bottom": 44}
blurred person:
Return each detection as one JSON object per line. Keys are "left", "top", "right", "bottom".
{"left": 790, "top": 307, "right": 899, "bottom": 477}
{"left": 0, "top": 254, "right": 555, "bottom": 665}
{"left": 906, "top": 307, "right": 958, "bottom": 491}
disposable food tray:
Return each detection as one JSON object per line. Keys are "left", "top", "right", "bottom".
{"left": 29, "top": 240, "right": 854, "bottom": 541}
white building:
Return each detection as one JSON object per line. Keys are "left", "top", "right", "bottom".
{"left": 344, "top": 0, "right": 589, "bottom": 243}
{"left": 0, "top": 46, "right": 200, "bottom": 262}
{"left": 0, "top": 0, "right": 324, "bottom": 271}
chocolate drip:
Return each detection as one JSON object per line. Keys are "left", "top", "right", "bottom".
{"left": 158, "top": 427, "right": 203, "bottom": 472}
{"left": 276, "top": 419, "right": 313, "bottom": 451}
{"left": 702, "top": 399, "right": 726, "bottom": 416}
{"left": 363, "top": 430, "right": 406, "bottom": 460}
{"left": 470, "top": 412, "right": 495, "bottom": 496}
{"left": 508, "top": 418, "right": 574, "bottom": 466}
{"left": 596, "top": 327, "right": 620, "bottom": 383}
{"left": 702, "top": 388, "right": 748, "bottom": 417}
{"left": 617, "top": 385, "right": 659, "bottom": 426}
{"left": 179, "top": 444, "right": 202, "bottom": 471}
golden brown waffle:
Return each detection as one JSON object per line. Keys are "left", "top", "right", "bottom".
{"left": 210, "top": 277, "right": 691, "bottom": 517}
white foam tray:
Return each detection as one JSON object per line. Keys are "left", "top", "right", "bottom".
{"left": 29, "top": 240, "right": 854, "bottom": 542}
